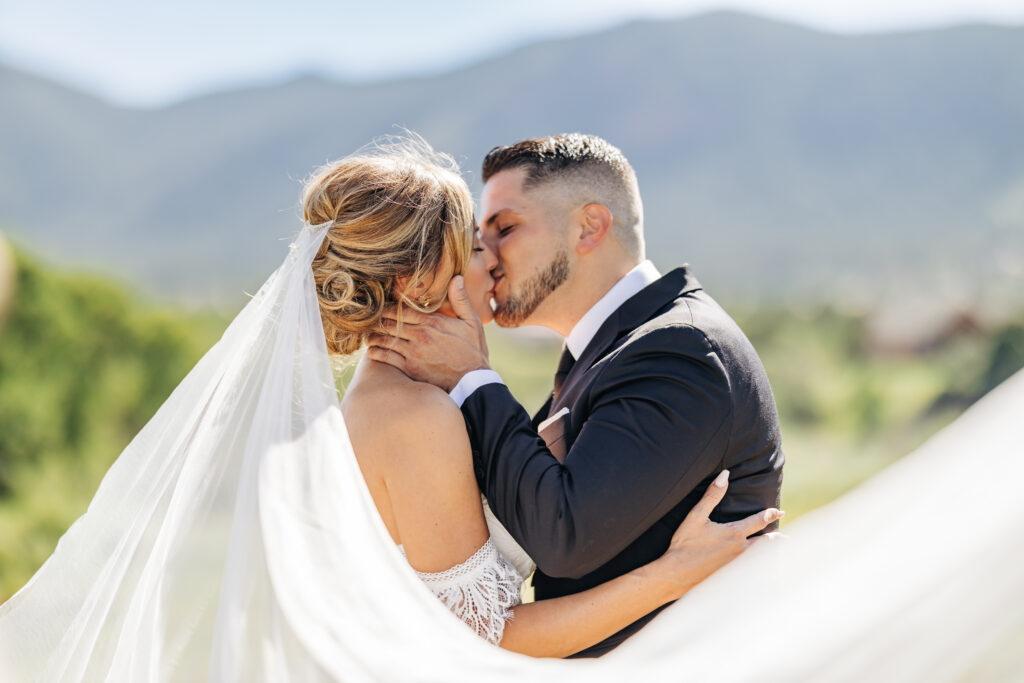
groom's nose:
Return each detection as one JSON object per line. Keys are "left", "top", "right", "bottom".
{"left": 480, "top": 228, "right": 500, "bottom": 256}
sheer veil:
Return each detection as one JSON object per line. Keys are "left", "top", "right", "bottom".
{"left": 1, "top": 223, "right": 1021, "bottom": 681}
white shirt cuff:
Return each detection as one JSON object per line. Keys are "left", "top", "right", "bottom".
{"left": 449, "top": 369, "right": 504, "bottom": 408}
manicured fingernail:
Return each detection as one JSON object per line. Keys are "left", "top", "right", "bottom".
{"left": 714, "top": 470, "right": 730, "bottom": 488}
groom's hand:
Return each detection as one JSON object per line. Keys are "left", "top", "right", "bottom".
{"left": 366, "top": 276, "right": 490, "bottom": 392}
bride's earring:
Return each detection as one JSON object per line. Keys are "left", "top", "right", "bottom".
{"left": 417, "top": 294, "right": 432, "bottom": 308}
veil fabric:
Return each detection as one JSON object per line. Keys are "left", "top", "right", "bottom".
{"left": 0, "top": 225, "right": 1022, "bottom": 681}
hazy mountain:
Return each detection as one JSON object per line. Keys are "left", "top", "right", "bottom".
{"left": 2, "top": 11, "right": 1023, "bottom": 310}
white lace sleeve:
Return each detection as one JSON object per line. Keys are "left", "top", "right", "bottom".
{"left": 402, "top": 539, "right": 523, "bottom": 645}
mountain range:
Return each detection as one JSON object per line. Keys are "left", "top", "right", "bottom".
{"left": 2, "top": 11, "right": 1022, "bottom": 312}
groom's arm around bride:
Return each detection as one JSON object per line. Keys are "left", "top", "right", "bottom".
{"left": 370, "top": 134, "right": 784, "bottom": 657}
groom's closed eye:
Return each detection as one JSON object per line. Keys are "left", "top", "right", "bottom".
{"left": 479, "top": 219, "right": 504, "bottom": 250}
{"left": 483, "top": 208, "right": 516, "bottom": 230}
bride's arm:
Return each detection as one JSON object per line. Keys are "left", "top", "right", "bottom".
{"left": 382, "top": 388, "right": 779, "bottom": 657}
{"left": 499, "top": 472, "right": 781, "bottom": 658}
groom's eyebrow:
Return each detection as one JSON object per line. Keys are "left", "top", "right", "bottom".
{"left": 483, "top": 208, "right": 510, "bottom": 227}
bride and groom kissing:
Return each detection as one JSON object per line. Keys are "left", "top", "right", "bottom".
{"left": 0, "top": 132, "right": 784, "bottom": 672}
{"left": 341, "top": 133, "right": 784, "bottom": 657}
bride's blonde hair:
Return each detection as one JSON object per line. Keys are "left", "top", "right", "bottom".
{"left": 305, "top": 138, "right": 474, "bottom": 355}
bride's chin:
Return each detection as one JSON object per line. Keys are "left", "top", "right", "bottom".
{"left": 478, "top": 303, "right": 495, "bottom": 325}
{"left": 475, "top": 294, "right": 496, "bottom": 324}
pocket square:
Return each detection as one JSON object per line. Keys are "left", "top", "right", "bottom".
{"left": 537, "top": 406, "right": 569, "bottom": 432}
{"left": 538, "top": 407, "right": 570, "bottom": 462}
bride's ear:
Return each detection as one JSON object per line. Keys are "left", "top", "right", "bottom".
{"left": 394, "top": 274, "right": 431, "bottom": 307}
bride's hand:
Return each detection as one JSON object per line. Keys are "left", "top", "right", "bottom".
{"left": 650, "top": 470, "right": 783, "bottom": 599}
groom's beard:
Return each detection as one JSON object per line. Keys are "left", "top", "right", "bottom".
{"left": 494, "top": 248, "right": 570, "bottom": 327}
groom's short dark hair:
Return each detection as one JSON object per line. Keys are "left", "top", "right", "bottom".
{"left": 482, "top": 133, "right": 644, "bottom": 258}
{"left": 482, "top": 133, "right": 629, "bottom": 186}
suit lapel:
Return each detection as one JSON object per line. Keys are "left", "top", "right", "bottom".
{"left": 551, "top": 266, "right": 702, "bottom": 414}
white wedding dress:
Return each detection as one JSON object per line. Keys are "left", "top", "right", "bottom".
{"left": 397, "top": 498, "right": 533, "bottom": 645}
{"left": 1, "top": 223, "right": 1022, "bottom": 682}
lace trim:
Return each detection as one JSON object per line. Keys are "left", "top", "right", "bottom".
{"left": 400, "top": 539, "right": 523, "bottom": 645}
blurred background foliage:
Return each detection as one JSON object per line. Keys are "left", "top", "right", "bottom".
{"left": 0, "top": 242, "right": 227, "bottom": 598}
{"left": 1, "top": 237, "right": 1021, "bottom": 600}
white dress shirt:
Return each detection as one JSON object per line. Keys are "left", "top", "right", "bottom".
{"left": 449, "top": 260, "right": 662, "bottom": 408}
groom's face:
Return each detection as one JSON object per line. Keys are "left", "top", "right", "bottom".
{"left": 480, "top": 168, "right": 571, "bottom": 327}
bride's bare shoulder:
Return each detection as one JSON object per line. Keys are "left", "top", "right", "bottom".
{"left": 344, "top": 360, "right": 486, "bottom": 566}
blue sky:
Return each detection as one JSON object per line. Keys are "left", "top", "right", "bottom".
{"left": 2, "top": 0, "right": 1023, "bottom": 106}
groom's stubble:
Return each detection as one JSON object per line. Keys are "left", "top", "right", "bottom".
{"left": 494, "top": 247, "right": 571, "bottom": 328}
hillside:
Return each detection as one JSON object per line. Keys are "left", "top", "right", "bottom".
{"left": 1, "top": 11, "right": 1023, "bottom": 313}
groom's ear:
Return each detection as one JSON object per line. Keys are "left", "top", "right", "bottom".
{"left": 574, "top": 203, "right": 614, "bottom": 254}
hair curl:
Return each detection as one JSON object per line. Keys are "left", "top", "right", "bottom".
{"left": 305, "top": 138, "right": 474, "bottom": 355}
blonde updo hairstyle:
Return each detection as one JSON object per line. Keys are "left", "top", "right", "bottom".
{"left": 305, "top": 140, "right": 475, "bottom": 356}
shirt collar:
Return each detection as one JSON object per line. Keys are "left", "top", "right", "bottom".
{"left": 565, "top": 260, "right": 661, "bottom": 359}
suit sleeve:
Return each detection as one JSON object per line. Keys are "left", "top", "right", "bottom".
{"left": 462, "top": 325, "right": 733, "bottom": 579}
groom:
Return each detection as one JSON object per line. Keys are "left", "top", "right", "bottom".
{"left": 369, "top": 134, "right": 784, "bottom": 657}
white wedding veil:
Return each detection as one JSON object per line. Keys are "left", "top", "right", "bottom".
{"left": 0, "top": 221, "right": 1021, "bottom": 682}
